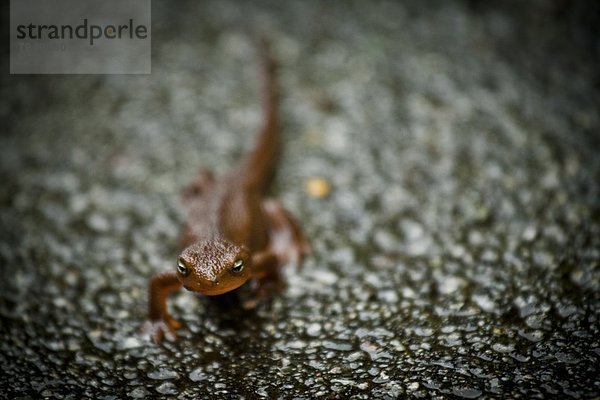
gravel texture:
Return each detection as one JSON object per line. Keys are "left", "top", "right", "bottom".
{"left": 1, "top": 0, "right": 599, "bottom": 398}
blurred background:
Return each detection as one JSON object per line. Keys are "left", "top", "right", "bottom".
{"left": 1, "top": 0, "right": 599, "bottom": 398}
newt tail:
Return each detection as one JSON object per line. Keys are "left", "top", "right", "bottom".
{"left": 237, "top": 39, "right": 279, "bottom": 193}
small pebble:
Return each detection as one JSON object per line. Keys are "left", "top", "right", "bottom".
{"left": 304, "top": 177, "right": 331, "bottom": 198}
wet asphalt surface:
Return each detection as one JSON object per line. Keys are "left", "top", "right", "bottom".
{"left": 1, "top": 1, "right": 599, "bottom": 398}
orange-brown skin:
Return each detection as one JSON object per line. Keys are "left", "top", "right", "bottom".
{"left": 141, "top": 41, "right": 310, "bottom": 343}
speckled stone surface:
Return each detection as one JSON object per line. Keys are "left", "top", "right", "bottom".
{"left": 1, "top": 1, "right": 599, "bottom": 398}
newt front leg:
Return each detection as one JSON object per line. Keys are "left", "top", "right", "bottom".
{"left": 141, "top": 271, "right": 183, "bottom": 342}
{"left": 241, "top": 251, "right": 281, "bottom": 309}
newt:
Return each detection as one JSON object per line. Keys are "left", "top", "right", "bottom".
{"left": 141, "top": 41, "right": 310, "bottom": 343}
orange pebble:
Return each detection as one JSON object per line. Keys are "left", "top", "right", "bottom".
{"left": 304, "top": 177, "right": 331, "bottom": 198}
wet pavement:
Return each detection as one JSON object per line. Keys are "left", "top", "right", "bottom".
{"left": 1, "top": 1, "right": 599, "bottom": 398}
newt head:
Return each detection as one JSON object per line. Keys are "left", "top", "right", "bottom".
{"left": 175, "top": 237, "right": 251, "bottom": 296}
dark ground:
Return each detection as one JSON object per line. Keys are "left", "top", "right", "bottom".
{"left": 1, "top": 0, "right": 599, "bottom": 398}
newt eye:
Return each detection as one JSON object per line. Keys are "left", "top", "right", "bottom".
{"left": 177, "top": 259, "right": 190, "bottom": 276}
{"left": 231, "top": 259, "right": 244, "bottom": 273}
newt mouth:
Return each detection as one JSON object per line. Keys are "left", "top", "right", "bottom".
{"left": 200, "top": 281, "right": 245, "bottom": 296}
